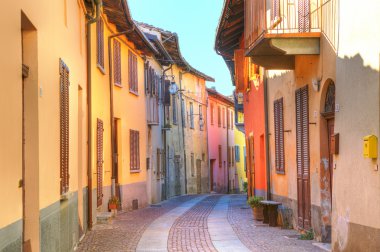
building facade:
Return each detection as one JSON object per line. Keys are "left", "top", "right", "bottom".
{"left": 207, "top": 88, "right": 236, "bottom": 193}
{"left": 216, "top": 0, "right": 380, "bottom": 250}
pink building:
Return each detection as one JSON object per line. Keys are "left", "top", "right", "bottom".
{"left": 207, "top": 88, "right": 236, "bottom": 193}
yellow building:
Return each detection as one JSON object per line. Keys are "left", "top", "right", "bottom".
{"left": 86, "top": 0, "right": 159, "bottom": 222}
{"left": 0, "top": 0, "right": 88, "bottom": 250}
{"left": 139, "top": 23, "right": 214, "bottom": 196}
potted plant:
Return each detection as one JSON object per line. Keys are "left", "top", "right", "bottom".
{"left": 247, "top": 196, "right": 264, "bottom": 220}
{"left": 108, "top": 196, "right": 119, "bottom": 211}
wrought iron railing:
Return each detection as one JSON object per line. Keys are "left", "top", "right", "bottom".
{"left": 245, "top": 0, "right": 337, "bottom": 49}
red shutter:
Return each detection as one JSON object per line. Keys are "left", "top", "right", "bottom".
{"left": 97, "top": 119, "right": 104, "bottom": 207}
{"left": 60, "top": 59, "right": 70, "bottom": 195}
{"left": 234, "top": 49, "right": 246, "bottom": 92}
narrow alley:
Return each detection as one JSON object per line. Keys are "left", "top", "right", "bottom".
{"left": 77, "top": 194, "right": 323, "bottom": 252}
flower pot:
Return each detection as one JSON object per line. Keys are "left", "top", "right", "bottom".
{"left": 252, "top": 206, "right": 264, "bottom": 221}
{"left": 108, "top": 203, "right": 117, "bottom": 210}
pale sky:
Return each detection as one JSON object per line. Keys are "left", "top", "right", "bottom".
{"left": 129, "top": 0, "right": 234, "bottom": 96}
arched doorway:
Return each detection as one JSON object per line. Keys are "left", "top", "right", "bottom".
{"left": 320, "top": 79, "right": 335, "bottom": 242}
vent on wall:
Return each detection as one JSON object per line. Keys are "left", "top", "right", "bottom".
{"left": 132, "top": 199, "right": 138, "bottom": 210}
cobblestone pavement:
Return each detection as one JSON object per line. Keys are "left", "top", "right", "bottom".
{"left": 77, "top": 194, "right": 324, "bottom": 251}
{"left": 227, "top": 195, "right": 323, "bottom": 252}
{"left": 77, "top": 195, "right": 198, "bottom": 252}
{"left": 168, "top": 195, "right": 221, "bottom": 252}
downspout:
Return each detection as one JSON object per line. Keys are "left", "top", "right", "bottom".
{"left": 179, "top": 68, "right": 190, "bottom": 194}
{"left": 205, "top": 96, "right": 211, "bottom": 192}
{"left": 163, "top": 65, "right": 172, "bottom": 198}
{"left": 108, "top": 27, "right": 135, "bottom": 197}
{"left": 86, "top": 0, "right": 102, "bottom": 230}
{"left": 226, "top": 107, "right": 229, "bottom": 193}
{"left": 264, "top": 69, "right": 271, "bottom": 200}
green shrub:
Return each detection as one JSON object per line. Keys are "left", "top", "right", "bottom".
{"left": 243, "top": 182, "right": 248, "bottom": 193}
{"left": 247, "top": 196, "right": 264, "bottom": 208}
{"left": 299, "top": 229, "right": 314, "bottom": 240}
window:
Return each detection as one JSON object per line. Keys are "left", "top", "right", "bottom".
{"left": 113, "top": 39, "right": 121, "bottom": 86}
{"left": 173, "top": 96, "right": 178, "bottom": 124}
{"left": 199, "top": 105, "right": 203, "bottom": 131}
{"left": 60, "top": 59, "right": 70, "bottom": 195}
{"left": 190, "top": 102, "right": 194, "bottom": 129}
{"left": 156, "top": 148, "right": 161, "bottom": 179}
{"left": 130, "top": 130, "right": 140, "bottom": 171}
{"left": 218, "top": 106, "right": 221, "bottom": 127}
{"left": 274, "top": 98, "right": 285, "bottom": 173}
{"left": 227, "top": 109, "right": 230, "bottom": 129}
{"left": 128, "top": 50, "right": 138, "bottom": 93}
{"left": 223, "top": 108, "right": 226, "bottom": 128}
{"left": 96, "top": 18, "right": 104, "bottom": 71}
{"left": 145, "top": 63, "right": 159, "bottom": 124}
{"left": 210, "top": 103, "right": 214, "bottom": 125}
{"left": 218, "top": 145, "right": 222, "bottom": 168}
{"left": 230, "top": 111, "right": 234, "bottom": 129}
{"left": 96, "top": 119, "right": 104, "bottom": 206}
{"left": 191, "top": 153, "right": 195, "bottom": 176}
{"left": 227, "top": 146, "right": 231, "bottom": 167}
{"left": 235, "top": 146, "right": 240, "bottom": 162}
{"left": 181, "top": 98, "right": 186, "bottom": 127}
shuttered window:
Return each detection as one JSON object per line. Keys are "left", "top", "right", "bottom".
{"left": 96, "top": 18, "right": 104, "bottom": 70}
{"left": 128, "top": 50, "right": 138, "bottom": 93}
{"left": 191, "top": 153, "right": 195, "bottom": 177}
{"left": 156, "top": 148, "right": 161, "bottom": 179}
{"left": 130, "top": 130, "right": 140, "bottom": 171}
{"left": 173, "top": 96, "right": 178, "bottom": 124}
{"left": 232, "top": 146, "right": 235, "bottom": 166}
{"left": 235, "top": 146, "right": 240, "bottom": 162}
{"left": 145, "top": 63, "right": 160, "bottom": 124}
{"left": 223, "top": 108, "right": 226, "bottom": 128}
{"left": 218, "top": 145, "right": 222, "bottom": 168}
{"left": 210, "top": 103, "right": 214, "bottom": 125}
{"left": 272, "top": 0, "right": 280, "bottom": 20}
{"left": 274, "top": 98, "right": 285, "bottom": 173}
{"left": 60, "top": 59, "right": 70, "bottom": 195}
{"left": 227, "top": 146, "right": 231, "bottom": 167}
{"left": 190, "top": 102, "right": 194, "bottom": 129}
{"left": 295, "top": 86, "right": 311, "bottom": 229}
{"left": 182, "top": 98, "right": 186, "bottom": 128}
{"left": 113, "top": 39, "right": 121, "bottom": 86}
{"left": 227, "top": 109, "right": 230, "bottom": 129}
{"left": 96, "top": 119, "right": 104, "bottom": 207}
{"left": 218, "top": 106, "right": 221, "bottom": 127}
{"left": 199, "top": 105, "right": 203, "bottom": 131}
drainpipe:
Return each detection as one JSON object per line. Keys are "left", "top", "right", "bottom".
{"left": 205, "top": 96, "right": 211, "bottom": 192}
{"left": 263, "top": 69, "right": 271, "bottom": 200}
{"left": 86, "top": 0, "right": 102, "bottom": 230}
{"left": 163, "top": 65, "right": 172, "bottom": 198}
{"left": 179, "top": 68, "right": 190, "bottom": 194}
{"left": 108, "top": 28, "right": 135, "bottom": 198}
{"left": 226, "top": 107, "right": 230, "bottom": 193}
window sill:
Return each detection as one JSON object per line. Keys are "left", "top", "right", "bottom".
{"left": 129, "top": 90, "right": 139, "bottom": 96}
{"left": 130, "top": 169, "right": 141, "bottom": 173}
{"left": 97, "top": 64, "right": 106, "bottom": 75}
{"left": 114, "top": 83, "right": 123, "bottom": 88}
{"left": 276, "top": 170, "right": 285, "bottom": 175}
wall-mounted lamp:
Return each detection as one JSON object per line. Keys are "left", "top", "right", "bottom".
{"left": 312, "top": 78, "right": 321, "bottom": 92}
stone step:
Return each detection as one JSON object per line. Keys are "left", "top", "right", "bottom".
{"left": 96, "top": 212, "right": 113, "bottom": 224}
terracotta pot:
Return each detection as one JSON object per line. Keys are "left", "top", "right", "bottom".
{"left": 252, "top": 206, "right": 264, "bottom": 221}
{"left": 109, "top": 203, "right": 117, "bottom": 210}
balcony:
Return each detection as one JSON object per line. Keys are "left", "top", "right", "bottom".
{"left": 234, "top": 92, "right": 245, "bottom": 133}
{"left": 245, "top": 0, "right": 335, "bottom": 69}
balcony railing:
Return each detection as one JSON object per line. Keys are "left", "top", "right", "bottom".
{"left": 245, "top": 0, "right": 336, "bottom": 50}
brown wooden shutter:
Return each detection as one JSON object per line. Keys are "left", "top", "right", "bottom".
{"left": 298, "top": 0, "right": 311, "bottom": 32}
{"left": 136, "top": 131, "right": 140, "bottom": 170}
{"left": 218, "top": 106, "right": 221, "bottom": 127}
{"left": 210, "top": 103, "right": 214, "bottom": 125}
{"left": 60, "top": 59, "right": 70, "bottom": 195}
{"left": 274, "top": 98, "right": 285, "bottom": 173}
{"left": 128, "top": 51, "right": 132, "bottom": 90}
{"left": 164, "top": 80, "right": 171, "bottom": 106}
{"left": 218, "top": 145, "right": 222, "bottom": 168}
{"left": 130, "top": 130, "right": 135, "bottom": 170}
{"left": 295, "top": 86, "right": 310, "bottom": 229}
{"left": 97, "top": 18, "right": 104, "bottom": 69}
{"left": 234, "top": 49, "right": 246, "bottom": 92}
{"left": 113, "top": 40, "right": 121, "bottom": 85}
{"left": 97, "top": 119, "right": 104, "bottom": 207}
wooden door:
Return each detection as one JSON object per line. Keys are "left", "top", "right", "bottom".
{"left": 296, "top": 86, "right": 311, "bottom": 230}
{"left": 196, "top": 159, "right": 202, "bottom": 194}
{"left": 249, "top": 136, "right": 255, "bottom": 196}
{"left": 210, "top": 159, "right": 215, "bottom": 191}
{"left": 174, "top": 155, "right": 181, "bottom": 196}
{"left": 327, "top": 119, "right": 334, "bottom": 202}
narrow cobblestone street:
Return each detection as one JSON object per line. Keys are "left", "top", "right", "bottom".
{"left": 77, "top": 194, "right": 323, "bottom": 252}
